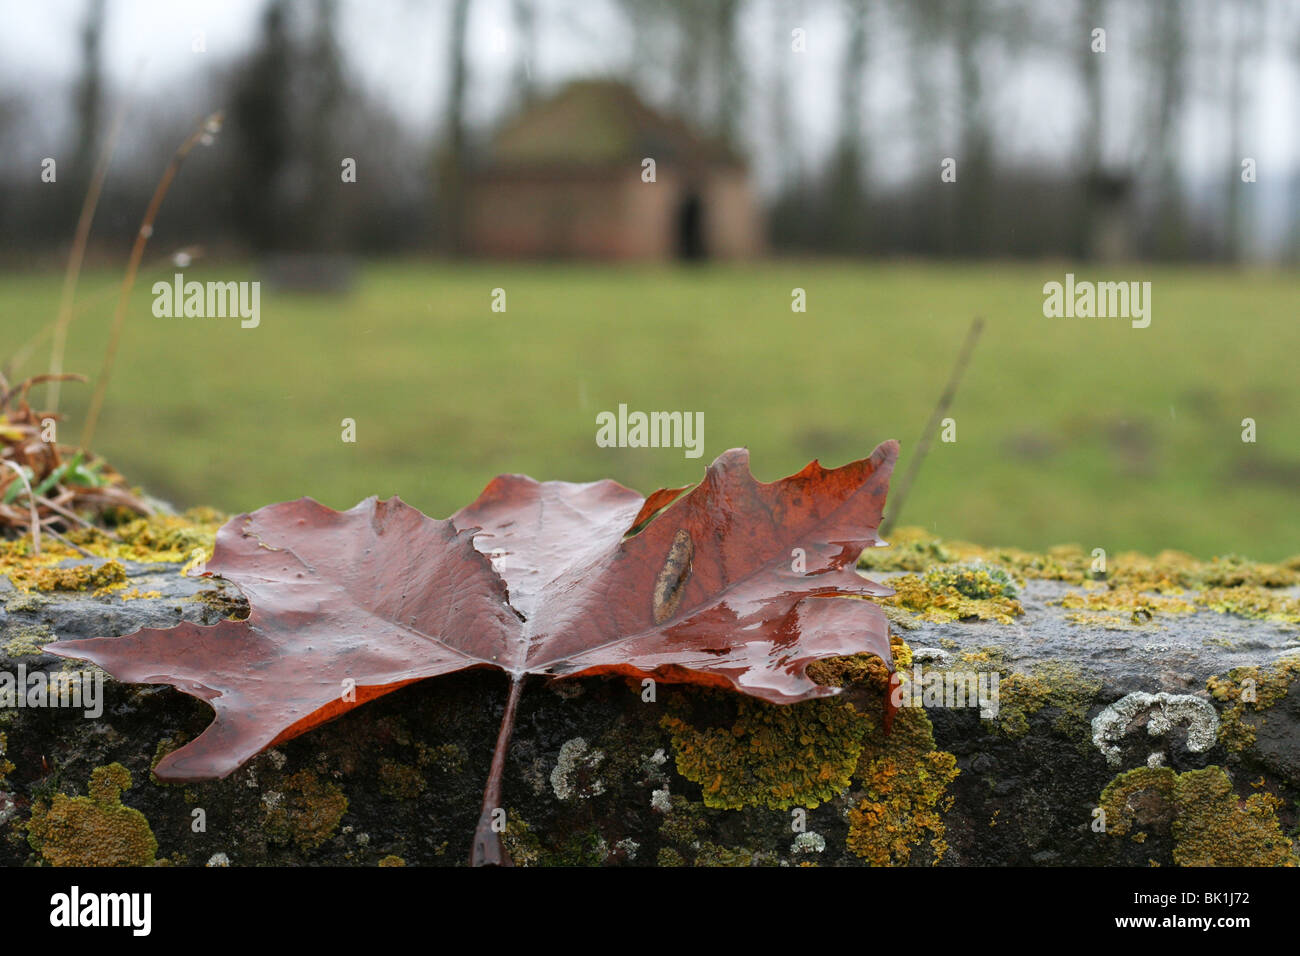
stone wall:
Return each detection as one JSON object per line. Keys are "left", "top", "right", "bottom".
{"left": 1, "top": 520, "right": 1297, "bottom": 866}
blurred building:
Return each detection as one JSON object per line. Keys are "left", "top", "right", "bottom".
{"left": 462, "top": 80, "right": 763, "bottom": 261}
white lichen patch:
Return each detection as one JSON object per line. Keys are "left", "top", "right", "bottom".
{"left": 650, "top": 786, "right": 672, "bottom": 813}
{"left": 0, "top": 791, "right": 15, "bottom": 828}
{"left": 1091, "top": 692, "right": 1219, "bottom": 765}
{"left": 641, "top": 748, "right": 669, "bottom": 785}
{"left": 616, "top": 837, "right": 640, "bottom": 861}
{"left": 550, "top": 737, "right": 605, "bottom": 801}
{"left": 206, "top": 852, "right": 231, "bottom": 867}
{"left": 790, "top": 831, "right": 826, "bottom": 855}
{"left": 912, "top": 647, "right": 953, "bottom": 667}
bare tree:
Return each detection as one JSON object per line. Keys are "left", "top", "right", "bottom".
{"left": 70, "top": 0, "right": 107, "bottom": 214}
{"left": 1222, "top": 0, "right": 1264, "bottom": 262}
{"left": 437, "top": 0, "right": 472, "bottom": 253}
{"left": 511, "top": 0, "right": 538, "bottom": 107}
{"left": 1144, "top": 0, "right": 1188, "bottom": 258}
{"left": 305, "top": 0, "right": 347, "bottom": 250}
{"left": 711, "top": 0, "right": 744, "bottom": 147}
{"left": 229, "top": 0, "right": 293, "bottom": 251}
{"left": 826, "top": 0, "right": 871, "bottom": 251}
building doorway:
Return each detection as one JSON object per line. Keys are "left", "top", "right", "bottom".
{"left": 676, "top": 191, "right": 705, "bottom": 260}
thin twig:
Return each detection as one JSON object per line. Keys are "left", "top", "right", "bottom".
{"left": 39, "top": 521, "right": 96, "bottom": 558}
{"left": 880, "top": 316, "right": 985, "bottom": 538}
{"left": 81, "top": 111, "right": 223, "bottom": 449}
{"left": 37, "top": 492, "right": 122, "bottom": 542}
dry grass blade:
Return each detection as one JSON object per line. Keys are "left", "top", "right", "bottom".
{"left": 880, "top": 316, "right": 985, "bottom": 537}
{"left": 7, "top": 248, "right": 206, "bottom": 381}
{"left": 0, "top": 373, "right": 149, "bottom": 541}
{"left": 81, "top": 110, "right": 224, "bottom": 449}
{"left": 47, "top": 91, "right": 131, "bottom": 412}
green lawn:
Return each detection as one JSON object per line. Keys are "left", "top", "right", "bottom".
{"left": 3, "top": 260, "right": 1297, "bottom": 560}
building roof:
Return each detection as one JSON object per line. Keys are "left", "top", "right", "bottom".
{"left": 481, "top": 79, "right": 741, "bottom": 170}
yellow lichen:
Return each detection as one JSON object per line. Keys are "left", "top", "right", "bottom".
{"left": 91, "top": 510, "right": 223, "bottom": 563}
{"left": 991, "top": 662, "right": 1101, "bottom": 743}
{"left": 0, "top": 731, "right": 13, "bottom": 786}
{"left": 7, "top": 560, "right": 126, "bottom": 593}
{"left": 1099, "top": 765, "right": 1296, "bottom": 866}
{"left": 26, "top": 763, "right": 158, "bottom": 866}
{"left": 377, "top": 854, "right": 406, "bottom": 867}
{"left": 502, "top": 815, "right": 543, "bottom": 866}
{"left": 377, "top": 759, "right": 425, "bottom": 800}
{"left": 3, "top": 624, "right": 53, "bottom": 657}
{"left": 860, "top": 528, "right": 1300, "bottom": 613}
{"left": 1206, "top": 656, "right": 1300, "bottom": 752}
{"left": 846, "top": 704, "right": 959, "bottom": 866}
{"left": 1054, "top": 586, "right": 1195, "bottom": 624}
{"left": 806, "top": 633, "right": 911, "bottom": 689}
{"left": 662, "top": 694, "right": 869, "bottom": 811}
{"left": 1197, "top": 586, "right": 1300, "bottom": 624}
{"left": 262, "top": 770, "right": 349, "bottom": 852}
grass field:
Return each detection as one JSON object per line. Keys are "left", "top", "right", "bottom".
{"left": 2, "top": 260, "right": 1297, "bottom": 560}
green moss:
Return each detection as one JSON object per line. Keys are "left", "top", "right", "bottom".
{"left": 1099, "top": 765, "right": 1296, "bottom": 866}
{"left": 858, "top": 529, "right": 956, "bottom": 572}
{"left": 4, "top": 591, "right": 49, "bottom": 613}
{"left": 0, "top": 731, "right": 13, "bottom": 787}
{"left": 1207, "top": 656, "right": 1300, "bottom": 752}
{"left": 859, "top": 526, "right": 1300, "bottom": 596}
{"left": 416, "top": 741, "right": 466, "bottom": 774}
{"left": 502, "top": 815, "right": 543, "bottom": 867}
{"left": 994, "top": 672, "right": 1051, "bottom": 738}
{"left": 923, "top": 562, "right": 1019, "bottom": 600}
{"left": 551, "top": 829, "right": 608, "bottom": 866}
{"left": 377, "top": 759, "right": 425, "bottom": 800}
{"left": 846, "top": 704, "right": 959, "bottom": 866}
{"left": 992, "top": 662, "right": 1101, "bottom": 745}
{"left": 693, "top": 842, "right": 777, "bottom": 867}
{"left": 3, "top": 623, "right": 53, "bottom": 657}
{"left": 858, "top": 527, "right": 1088, "bottom": 583}
{"left": 262, "top": 770, "right": 349, "bottom": 852}
{"left": 880, "top": 568, "right": 1024, "bottom": 624}
{"left": 657, "top": 793, "right": 709, "bottom": 849}
{"left": 662, "top": 693, "right": 869, "bottom": 811}
{"left": 658, "top": 847, "right": 686, "bottom": 867}
{"left": 26, "top": 763, "right": 158, "bottom": 866}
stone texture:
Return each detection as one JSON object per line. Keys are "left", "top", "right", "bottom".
{"left": 1, "top": 557, "right": 1297, "bottom": 866}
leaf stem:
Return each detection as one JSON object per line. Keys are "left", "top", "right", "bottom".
{"left": 470, "top": 674, "right": 525, "bottom": 866}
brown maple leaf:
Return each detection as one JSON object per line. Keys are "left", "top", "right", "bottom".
{"left": 46, "top": 441, "right": 900, "bottom": 864}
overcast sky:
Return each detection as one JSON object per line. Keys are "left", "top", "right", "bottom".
{"left": 3, "top": 0, "right": 1298, "bottom": 250}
